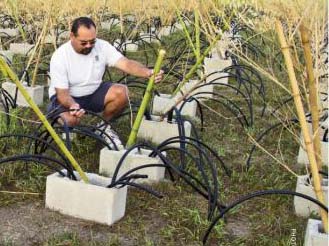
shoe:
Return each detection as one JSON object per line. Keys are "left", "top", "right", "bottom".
{"left": 96, "top": 122, "right": 124, "bottom": 150}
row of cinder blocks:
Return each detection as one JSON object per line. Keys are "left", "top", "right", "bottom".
{"left": 46, "top": 112, "right": 193, "bottom": 226}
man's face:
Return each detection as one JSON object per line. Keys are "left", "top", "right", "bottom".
{"left": 70, "top": 25, "right": 96, "bottom": 55}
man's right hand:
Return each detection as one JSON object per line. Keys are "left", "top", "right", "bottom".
{"left": 70, "top": 103, "right": 85, "bottom": 118}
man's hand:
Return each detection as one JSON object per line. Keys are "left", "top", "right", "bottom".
{"left": 149, "top": 69, "right": 164, "bottom": 83}
{"left": 70, "top": 103, "right": 85, "bottom": 118}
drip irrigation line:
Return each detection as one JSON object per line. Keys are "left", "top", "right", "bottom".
{"left": 246, "top": 118, "right": 299, "bottom": 169}
{"left": 156, "top": 136, "right": 231, "bottom": 177}
{"left": 108, "top": 180, "right": 163, "bottom": 199}
{"left": 193, "top": 92, "right": 249, "bottom": 127}
{"left": 202, "top": 189, "right": 329, "bottom": 244}
{"left": 0, "top": 133, "right": 74, "bottom": 172}
{"left": 0, "top": 154, "right": 75, "bottom": 179}
{"left": 179, "top": 96, "right": 205, "bottom": 131}
{"left": 127, "top": 142, "right": 220, "bottom": 219}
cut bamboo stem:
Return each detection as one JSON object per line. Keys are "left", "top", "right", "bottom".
{"left": 275, "top": 20, "right": 328, "bottom": 233}
{"left": 31, "top": 16, "right": 50, "bottom": 87}
{"left": 125, "top": 49, "right": 166, "bottom": 148}
{"left": 299, "top": 23, "right": 322, "bottom": 171}
{"left": 0, "top": 57, "right": 89, "bottom": 183}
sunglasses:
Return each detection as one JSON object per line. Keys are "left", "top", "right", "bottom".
{"left": 78, "top": 39, "right": 96, "bottom": 46}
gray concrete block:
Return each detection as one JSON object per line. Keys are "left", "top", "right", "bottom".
{"left": 9, "top": 42, "right": 34, "bottom": 55}
{"left": 137, "top": 115, "right": 192, "bottom": 146}
{"left": 152, "top": 93, "right": 197, "bottom": 118}
{"left": 46, "top": 171, "right": 127, "bottom": 226}
{"left": 204, "top": 57, "right": 232, "bottom": 85}
{"left": 304, "top": 219, "right": 328, "bottom": 246}
{"left": 0, "top": 28, "right": 19, "bottom": 37}
{"left": 99, "top": 148, "right": 165, "bottom": 183}
{"left": 180, "top": 79, "right": 214, "bottom": 100}
{"left": 297, "top": 138, "right": 328, "bottom": 166}
{"left": 2, "top": 81, "right": 44, "bottom": 107}
{"left": 294, "top": 175, "right": 328, "bottom": 217}
{"left": 0, "top": 50, "right": 14, "bottom": 63}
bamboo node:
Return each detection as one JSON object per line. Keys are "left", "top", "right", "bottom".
{"left": 280, "top": 45, "right": 290, "bottom": 50}
{"left": 304, "top": 140, "right": 313, "bottom": 146}
{"left": 291, "top": 92, "right": 301, "bottom": 98}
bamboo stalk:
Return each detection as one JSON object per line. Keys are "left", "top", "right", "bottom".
{"left": 125, "top": 49, "right": 166, "bottom": 148}
{"left": 299, "top": 23, "right": 322, "bottom": 171}
{"left": 275, "top": 20, "right": 327, "bottom": 233}
{"left": 31, "top": 16, "right": 50, "bottom": 87}
{"left": 194, "top": 9, "right": 201, "bottom": 60}
{"left": 0, "top": 57, "right": 89, "bottom": 183}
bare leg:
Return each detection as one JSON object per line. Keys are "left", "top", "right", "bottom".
{"left": 103, "top": 84, "right": 128, "bottom": 121}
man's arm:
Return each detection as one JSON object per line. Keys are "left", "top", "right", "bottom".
{"left": 114, "top": 57, "right": 164, "bottom": 82}
{"left": 56, "top": 88, "right": 85, "bottom": 117}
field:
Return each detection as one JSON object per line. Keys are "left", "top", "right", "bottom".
{"left": 0, "top": 0, "right": 328, "bottom": 245}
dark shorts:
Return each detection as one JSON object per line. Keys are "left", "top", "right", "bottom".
{"left": 47, "top": 81, "right": 113, "bottom": 116}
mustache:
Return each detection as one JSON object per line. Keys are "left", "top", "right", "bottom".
{"left": 81, "top": 47, "right": 93, "bottom": 54}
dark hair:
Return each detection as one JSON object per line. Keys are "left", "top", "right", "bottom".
{"left": 71, "top": 17, "right": 96, "bottom": 36}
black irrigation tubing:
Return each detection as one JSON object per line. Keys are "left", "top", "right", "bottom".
{"left": 193, "top": 92, "right": 250, "bottom": 128}
{"left": 0, "top": 154, "right": 75, "bottom": 179}
{"left": 206, "top": 73, "right": 254, "bottom": 117}
{"left": 0, "top": 133, "right": 74, "bottom": 172}
{"left": 157, "top": 145, "right": 227, "bottom": 212}
{"left": 246, "top": 118, "right": 299, "bottom": 169}
{"left": 109, "top": 180, "right": 163, "bottom": 199}
{"left": 224, "top": 63, "right": 266, "bottom": 102}
{"left": 179, "top": 96, "right": 205, "bottom": 131}
{"left": 271, "top": 96, "right": 294, "bottom": 115}
{"left": 114, "top": 142, "right": 221, "bottom": 219}
{"left": 0, "top": 88, "right": 16, "bottom": 127}
{"left": 202, "top": 189, "right": 329, "bottom": 245}
{"left": 155, "top": 136, "right": 220, "bottom": 216}
{"left": 155, "top": 136, "right": 231, "bottom": 177}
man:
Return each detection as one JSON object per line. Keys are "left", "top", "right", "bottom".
{"left": 48, "top": 17, "right": 163, "bottom": 148}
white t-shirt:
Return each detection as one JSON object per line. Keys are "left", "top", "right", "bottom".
{"left": 49, "top": 38, "right": 123, "bottom": 98}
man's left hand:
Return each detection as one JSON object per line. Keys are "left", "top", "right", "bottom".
{"left": 150, "top": 69, "right": 164, "bottom": 83}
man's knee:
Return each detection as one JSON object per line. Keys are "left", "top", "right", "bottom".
{"left": 107, "top": 85, "right": 128, "bottom": 105}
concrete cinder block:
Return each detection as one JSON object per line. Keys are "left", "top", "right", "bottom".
{"left": 58, "top": 31, "right": 70, "bottom": 41}
{"left": 294, "top": 175, "right": 328, "bottom": 217}
{"left": 157, "top": 26, "right": 172, "bottom": 38}
{"left": 122, "top": 41, "right": 138, "bottom": 52}
{"left": 2, "top": 81, "right": 44, "bottom": 107}
{"left": 0, "top": 50, "right": 14, "bottom": 63}
{"left": 0, "top": 28, "right": 19, "bottom": 37}
{"left": 211, "top": 39, "right": 231, "bottom": 59}
{"left": 180, "top": 79, "right": 214, "bottom": 100}
{"left": 99, "top": 148, "right": 165, "bottom": 182}
{"left": 297, "top": 138, "right": 328, "bottom": 166}
{"left": 46, "top": 171, "right": 127, "bottom": 226}
{"left": 304, "top": 219, "right": 328, "bottom": 246}
{"left": 9, "top": 42, "right": 34, "bottom": 55}
{"left": 204, "top": 58, "right": 232, "bottom": 85}
{"left": 152, "top": 93, "right": 197, "bottom": 118}
{"left": 100, "top": 19, "right": 120, "bottom": 30}
{"left": 139, "top": 33, "right": 160, "bottom": 44}
{"left": 137, "top": 115, "right": 191, "bottom": 146}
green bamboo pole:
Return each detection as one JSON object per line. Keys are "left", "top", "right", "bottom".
{"left": 126, "top": 49, "right": 166, "bottom": 148}
{"left": 194, "top": 9, "right": 201, "bottom": 60}
{"left": 175, "top": 10, "right": 197, "bottom": 58}
{"left": 299, "top": 24, "right": 322, "bottom": 170}
{"left": 0, "top": 57, "right": 89, "bottom": 183}
{"left": 7, "top": 0, "right": 27, "bottom": 42}
{"left": 276, "top": 20, "right": 328, "bottom": 233}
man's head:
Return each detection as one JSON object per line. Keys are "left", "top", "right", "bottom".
{"left": 70, "top": 17, "right": 96, "bottom": 55}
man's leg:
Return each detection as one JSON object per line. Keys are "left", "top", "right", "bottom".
{"left": 103, "top": 84, "right": 128, "bottom": 121}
